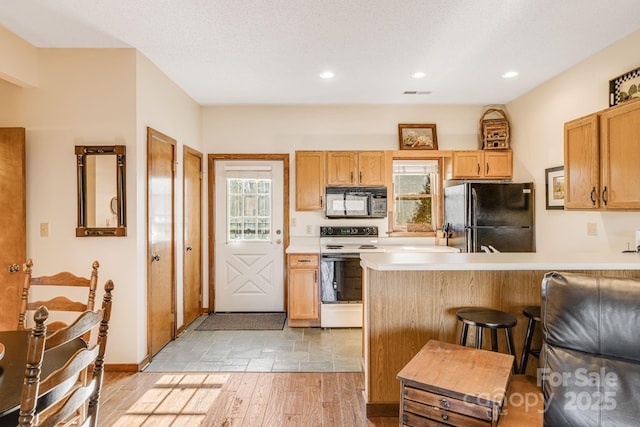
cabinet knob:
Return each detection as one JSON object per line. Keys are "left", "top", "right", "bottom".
{"left": 439, "top": 398, "right": 450, "bottom": 408}
{"left": 590, "top": 187, "right": 596, "bottom": 205}
{"left": 601, "top": 186, "right": 608, "bottom": 206}
{"left": 8, "top": 264, "right": 20, "bottom": 273}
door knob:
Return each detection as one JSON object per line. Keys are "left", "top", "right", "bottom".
{"left": 151, "top": 254, "right": 160, "bottom": 262}
{"left": 276, "top": 239, "right": 282, "bottom": 244}
{"left": 186, "top": 246, "right": 193, "bottom": 251}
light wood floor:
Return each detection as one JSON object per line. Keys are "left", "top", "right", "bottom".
{"left": 101, "top": 371, "right": 398, "bottom": 426}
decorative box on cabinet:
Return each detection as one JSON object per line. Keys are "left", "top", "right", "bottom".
{"left": 295, "top": 151, "right": 325, "bottom": 211}
{"left": 287, "top": 254, "right": 320, "bottom": 327}
{"left": 564, "top": 99, "right": 640, "bottom": 210}
{"left": 452, "top": 150, "right": 512, "bottom": 179}
{"left": 326, "top": 151, "right": 385, "bottom": 186}
{"left": 397, "top": 340, "right": 513, "bottom": 427}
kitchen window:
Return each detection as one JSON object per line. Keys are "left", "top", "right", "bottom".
{"left": 391, "top": 159, "right": 440, "bottom": 234}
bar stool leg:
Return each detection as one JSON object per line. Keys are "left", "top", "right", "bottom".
{"left": 490, "top": 329, "right": 499, "bottom": 352}
{"left": 520, "top": 317, "right": 537, "bottom": 374}
{"left": 460, "top": 323, "right": 469, "bottom": 346}
{"left": 505, "top": 328, "right": 518, "bottom": 373}
{"left": 476, "top": 326, "right": 483, "bottom": 349}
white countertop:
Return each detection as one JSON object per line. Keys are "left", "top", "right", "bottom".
{"left": 360, "top": 251, "right": 640, "bottom": 271}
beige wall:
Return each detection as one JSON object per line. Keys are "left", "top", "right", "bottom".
{"left": 4, "top": 48, "right": 139, "bottom": 364}
{"left": 508, "top": 28, "right": 640, "bottom": 253}
{"left": 201, "top": 104, "right": 484, "bottom": 237}
{"left": 0, "top": 25, "right": 38, "bottom": 87}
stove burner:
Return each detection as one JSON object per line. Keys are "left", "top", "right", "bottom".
{"left": 325, "top": 244, "right": 344, "bottom": 249}
{"left": 359, "top": 245, "right": 378, "bottom": 249}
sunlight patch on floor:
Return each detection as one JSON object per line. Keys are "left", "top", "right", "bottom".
{"left": 111, "top": 374, "right": 229, "bottom": 426}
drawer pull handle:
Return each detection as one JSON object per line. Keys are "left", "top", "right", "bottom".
{"left": 442, "top": 414, "right": 449, "bottom": 421}
{"left": 439, "top": 398, "right": 450, "bottom": 408}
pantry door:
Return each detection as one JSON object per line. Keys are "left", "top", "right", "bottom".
{"left": 213, "top": 158, "right": 285, "bottom": 312}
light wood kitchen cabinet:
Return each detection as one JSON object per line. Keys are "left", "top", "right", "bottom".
{"left": 326, "top": 150, "right": 385, "bottom": 186}
{"left": 295, "top": 151, "right": 325, "bottom": 211}
{"left": 288, "top": 254, "right": 320, "bottom": 326}
{"left": 564, "top": 114, "right": 600, "bottom": 209}
{"left": 451, "top": 150, "right": 512, "bottom": 179}
{"left": 600, "top": 100, "right": 640, "bottom": 209}
{"left": 564, "top": 99, "right": 640, "bottom": 210}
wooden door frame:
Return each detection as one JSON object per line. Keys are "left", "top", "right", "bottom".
{"left": 146, "top": 127, "right": 176, "bottom": 359}
{"left": 207, "top": 154, "right": 290, "bottom": 313}
{"left": 183, "top": 144, "right": 203, "bottom": 327}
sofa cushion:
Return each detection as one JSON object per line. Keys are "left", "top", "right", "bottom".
{"left": 541, "top": 271, "right": 640, "bottom": 427}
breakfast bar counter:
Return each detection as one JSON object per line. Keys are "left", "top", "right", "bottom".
{"left": 359, "top": 251, "right": 640, "bottom": 416}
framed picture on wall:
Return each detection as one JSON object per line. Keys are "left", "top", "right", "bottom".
{"left": 398, "top": 124, "right": 438, "bottom": 150}
{"left": 609, "top": 66, "right": 640, "bottom": 106}
{"left": 545, "top": 166, "right": 565, "bottom": 210}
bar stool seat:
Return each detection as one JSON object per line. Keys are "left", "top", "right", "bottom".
{"left": 519, "top": 305, "right": 541, "bottom": 374}
{"left": 456, "top": 307, "right": 518, "bottom": 372}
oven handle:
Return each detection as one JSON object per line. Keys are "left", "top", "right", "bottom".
{"left": 321, "top": 253, "right": 361, "bottom": 261}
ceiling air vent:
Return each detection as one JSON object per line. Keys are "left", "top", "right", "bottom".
{"left": 403, "top": 91, "right": 432, "bottom": 95}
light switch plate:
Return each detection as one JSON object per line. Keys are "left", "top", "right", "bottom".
{"left": 40, "top": 222, "right": 49, "bottom": 237}
{"left": 587, "top": 222, "right": 597, "bottom": 236}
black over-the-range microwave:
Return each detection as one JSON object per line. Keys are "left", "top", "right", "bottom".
{"left": 325, "top": 186, "right": 387, "bottom": 218}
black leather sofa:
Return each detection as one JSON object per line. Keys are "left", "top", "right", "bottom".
{"left": 540, "top": 271, "right": 640, "bottom": 426}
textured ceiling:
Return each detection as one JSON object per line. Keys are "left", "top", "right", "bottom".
{"left": 2, "top": 0, "right": 640, "bottom": 105}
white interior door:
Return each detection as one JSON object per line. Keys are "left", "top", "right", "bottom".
{"left": 214, "top": 160, "right": 284, "bottom": 312}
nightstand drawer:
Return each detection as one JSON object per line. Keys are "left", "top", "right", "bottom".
{"left": 404, "top": 386, "right": 496, "bottom": 421}
{"left": 403, "top": 397, "right": 490, "bottom": 427}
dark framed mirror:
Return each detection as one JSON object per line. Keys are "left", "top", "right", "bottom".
{"left": 76, "top": 145, "right": 126, "bottom": 236}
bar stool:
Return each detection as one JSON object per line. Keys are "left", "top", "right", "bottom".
{"left": 519, "top": 305, "right": 541, "bottom": 374}
{"left": 456, "top": 307, "right": 518, "bottom": 372}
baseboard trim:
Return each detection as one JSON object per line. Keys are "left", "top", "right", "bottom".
{"left": 105, "top": 363, "right": 140, "bottom": 372}
{"left": 366, "top": 402, "right": 399, "bottom": 418}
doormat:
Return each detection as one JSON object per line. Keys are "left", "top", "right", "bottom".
{"left": 195, "top": 312, "right": 286, "bottom": 331}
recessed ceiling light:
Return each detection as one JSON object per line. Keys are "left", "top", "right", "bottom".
{"left": 319, "top": 71, "right": 334, "bottom": 79}
{"left": 502, "top": 71, "right": 519, "bottom": 79}
{"left": 412, "top": 72, "right": 427, "bottom": 79}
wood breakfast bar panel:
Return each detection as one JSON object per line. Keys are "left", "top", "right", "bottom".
{"left": 360, "top": 252, "right": 640, "bottom": 416}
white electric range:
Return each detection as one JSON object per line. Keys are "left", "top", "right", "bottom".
{"left": 319, "top": 226, "right": 384, "bottom": 328}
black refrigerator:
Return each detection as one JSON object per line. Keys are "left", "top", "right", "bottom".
{"left": 444, "top": 182, "right": 535, "bottom": 253}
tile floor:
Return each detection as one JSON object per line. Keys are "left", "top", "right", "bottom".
{"left": 144, "top": 316, "right": 363, "bottom": 373}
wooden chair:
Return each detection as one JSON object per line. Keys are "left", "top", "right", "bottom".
{"left": 18, "top": 259, "right": 100, "bottom": 333}
{"left": 18, "top": 280, "right": 114, "bottom": 427}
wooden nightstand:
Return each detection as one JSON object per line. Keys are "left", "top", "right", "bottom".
{"left": 397, "top": 340, "right": 514, "bottom": 426}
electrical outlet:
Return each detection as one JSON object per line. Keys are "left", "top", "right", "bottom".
{"left": 306, "top": 225, "right": 312, "bottom": 235}
{"left": 40, "top": 222, "right": 49, "bottom": 237}
{"left": 587, "top": 222, "right": 598, "bottom": 236}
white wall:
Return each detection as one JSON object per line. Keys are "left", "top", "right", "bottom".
{"left": 3, "top": 48, "right": 139, "bottom": 364}
{"left": 508, "top": 29, "right": 640, "bottom": 253}
{"left": 201, "top": 104, "right": 484, "bottom": 238}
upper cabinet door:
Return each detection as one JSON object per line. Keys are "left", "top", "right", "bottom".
{"left": 357, "top": 151, "right": 385, "bottom": 185}
{"left": 326, "top": 151, "right": 356, "bottom": 185}
{"left": 296, "top": 151, "right": 326, "bottom": 211}
{"left": 600, "top": 100, "right": 640, "bottom": 209}
{"left": 564, "top": 114, "right": 600, "bottom": 209}
{"left": 483, "top": 150, "right": 512, "bottom": 178}
{"left": 452, "top": 151, "right": 482, "bottom": 178}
